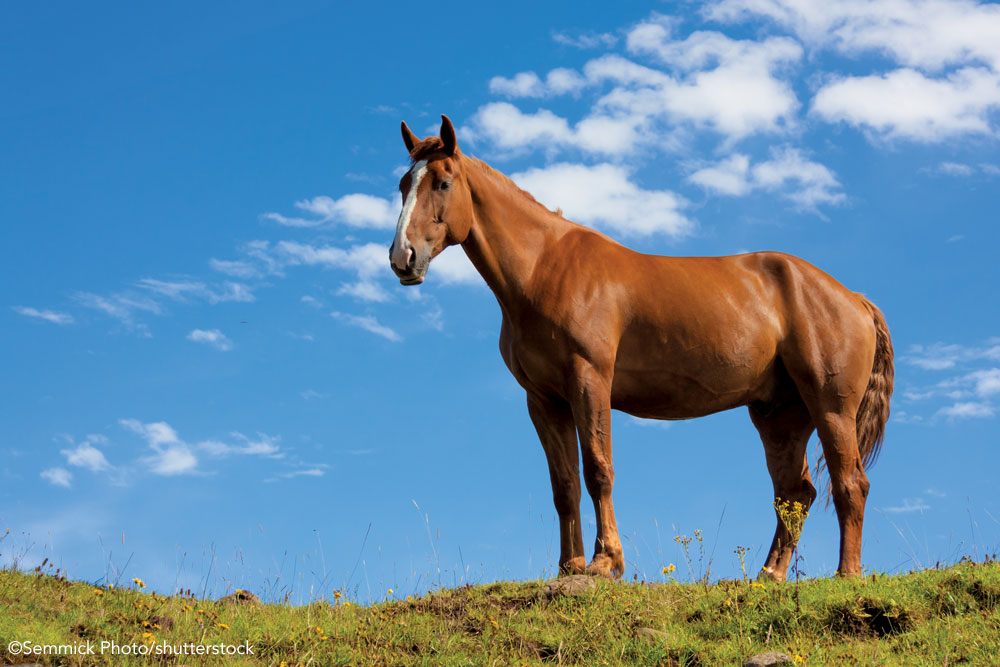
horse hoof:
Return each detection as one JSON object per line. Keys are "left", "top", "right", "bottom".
{"left": 757, "top": 566, "right": 786, "bottom": 583}
{"left": 586, "top": 554, "right": 623, "bottom": 579}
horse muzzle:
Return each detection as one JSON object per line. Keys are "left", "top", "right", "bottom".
{"left": 389, "top": 243, "right": 428, "bottom": 285}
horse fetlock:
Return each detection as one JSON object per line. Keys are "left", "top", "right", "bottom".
{"left": 559, "top": 556, "right": 587, "bottom": 576}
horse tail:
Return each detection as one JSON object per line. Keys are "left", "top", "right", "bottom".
{"left": 855, "top": 297, "right": 894, "bottom": 469}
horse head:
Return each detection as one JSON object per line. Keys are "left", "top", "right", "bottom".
{"left": 389, "top": 115, "right": 473, "bottom": 285}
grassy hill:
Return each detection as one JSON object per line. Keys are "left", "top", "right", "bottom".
{"left": 1, "top": 560, "right": 998, "bottom": 665}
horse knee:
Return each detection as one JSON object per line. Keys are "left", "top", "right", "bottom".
{"left": 583, "top": 465, "right": 614, "bottom": 497}
{"left": 552, "top": 484, "right": 580, "bottom": 517}
{"left": 832, "top": 474, "right": 869, "bottom": 514}
{"left": 803, "top": 478, "right": 818, "bottom": 507}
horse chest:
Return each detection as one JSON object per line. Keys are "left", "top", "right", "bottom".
{"left": 499, "top": 317, "right": 594, "bottom": 395}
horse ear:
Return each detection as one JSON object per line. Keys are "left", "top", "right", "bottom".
{"left": 440, "top": 115, "right": 459, "bottom": 155}
{"left": 401, "top": 121, "right": 419, "bottom": 154}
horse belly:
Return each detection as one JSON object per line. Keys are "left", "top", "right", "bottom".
{"left": 610, "top": 336, "right": 779, "bottom": 420}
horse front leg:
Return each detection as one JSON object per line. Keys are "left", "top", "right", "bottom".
{"left": 569, "top": 362, "right": 624, "bottom": 578}
{"left": 527, "top": 392, "right": 586, "bottom": 575}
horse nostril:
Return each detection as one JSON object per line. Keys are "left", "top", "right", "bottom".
{"left": 405, "top": 247, "right": 416, "bottom": 270}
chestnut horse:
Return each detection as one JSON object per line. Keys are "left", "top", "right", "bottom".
{"left": 389, "top": 116, "right": 893, "bottom": 580}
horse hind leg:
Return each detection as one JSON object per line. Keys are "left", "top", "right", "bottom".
{"left": 749, "top": 398, "right": 817, "bottom": 582}
{"left": 815, "top": 411, "right": 869, "bottom": 577}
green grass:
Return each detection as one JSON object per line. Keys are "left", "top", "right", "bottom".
{"left": 2, "top": 560, "right": 999, "bottom": 665}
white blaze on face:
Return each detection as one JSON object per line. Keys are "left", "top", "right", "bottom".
{"left": 392, "top": 160, "right": 429, "bottom": 262}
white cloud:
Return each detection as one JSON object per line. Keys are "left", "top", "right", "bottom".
{"left": 706, "top": 1, "right": 1000, "bottom": 143}
{"left": 470, "top": 15, "right": 803, "bottom": 157}
{"left": 623, "top": 24, "right": 803, "bottom": 138}
{"left": 209, "top": 258, "right": 261, "bottom": 279}
{"left": 883, "top": 497, "right": 931, "bottom": 513}
{"left": 906, "top": 340, "right": 1000, "bottom": 370}
{"left": 936, "top": 401, "right": 995, "bottom": 420}
{"left": 489, "top": 72, "right": 545, "bottom": 98}
{"left": 938, "top": 162, "right": 976, "bottom": 176}
{"left": 61, "top": 440, "right": 111, "bottom": 472}
{"left": 706, "top": 0, "right": 1000, "bottom": 71}
{"left": 300, "top": 389, "right": 326, "bottom": 400}
{"left": 41, "top": 467, "right": 72, "bottom": 488}
{"left": 687, "top": 154, "right": 752, "bottom": 195}
{"left": 301, "top": 295, "right": 322, "bottom": 308}
{"left": 895, "top": 340, "right": 1000, "bottom": 422}
{"left": 187, "top": 328, "right": 234, "bottom": 351}
{"left": 552, "top": 30, "right": 619, "bottom": 50}
{"left": 750, "top": 147, "right": 845, "bottom": 207}
{"left": 277, "top": 241, "right": 392, "bottom": 302}
{"left": 74, "top": 291, "right": 160, "bottom": 335}
{"left": 119, "top": 419, "right": 179, "bottom": 446}
{"left": 968, "top": 369, "right": 1000, "bottom": 396}
{"left": 263, "top": 193, "right": 399, "bottom": 229}
{"left": 812, "top": 67, "right": 1000, "bottom": 142}
{"left": 198, "top": 432, "right": 282, "bottom": 458}
{"left": 331, "top": 311, "right": 402, "bottom": 342}
{"left": 930, "top": 161, "right": 1000, "bottom": 178}
{"left": 146, "top": 446, "right": 198, "bottom": 476}
{"left": 281, "top": 467, "right": 326, "bottom": 478}
{"left": 466, "top": 103, "right": 578, "bottom": 151}
{"left": 74, "top": 273, "right": 253, "bottom": 338}
{"left": 489, "top": 69, "right": 588, "bottom": 98}
{"left": 12, "top": 306, "right": 74, "bottom": 325}
{"left": 906, "top": 342, "right": 968, "bottom": 370}
{"left": 337, "top": 281, "right": 391, "bottom": 302}
{"left": 428, "top": 246, "right": 481, "bottom": 286}
{"left": 511, "top": 162, "right": 693, "bottom": 237}
{"left": 138, "top": 278, "right": 255, "bottom": 304}
{"left": 119, "top": 418, "right": 198, "bottom": 476}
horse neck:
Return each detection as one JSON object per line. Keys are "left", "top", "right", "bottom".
{"left": 460, "top": 158, "right": 570, "bottom": 306}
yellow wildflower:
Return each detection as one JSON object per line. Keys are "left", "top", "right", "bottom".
{"left": 387, "top": 588, "right": 394, "bottom": 595}
{"left": 662, "top": 564, "right": 676, "bottom": 574}
{"left": 334, "top": 591, "right": 342, "bottom": 599}
{"left": 132, "top": 578, "right": 146, "bottom": 589}
{"left": 217, "top": 623, "right": 229, "bottom": 630}
{"left": 93, "top": 588, "right": 104, "bottom": 596}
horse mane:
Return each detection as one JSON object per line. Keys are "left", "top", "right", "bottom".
{"left": 470, "top": 156, "right": 568, "bottom": 220}
{"left": 407, "top": 137, "right": 567, "bottom": 221}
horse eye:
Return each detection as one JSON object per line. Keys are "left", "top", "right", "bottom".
{"left": 439, "top": 180, "right": 451, "bottom": 191}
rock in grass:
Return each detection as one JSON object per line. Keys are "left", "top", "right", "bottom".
{"left": 537, "top": 575, "right": 596, "bottom": 599}
{"left": 219, "top": 590, "right": 261, "bottom": 606}
{"left": 636, "top": 627, "right": 670, "bottom": 641}
{"left": 743, "top": 651, "right": 795, "bottom": 666}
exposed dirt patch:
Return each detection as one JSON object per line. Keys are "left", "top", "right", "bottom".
{"left": 521, "top": 638, "right": 559, "bottom": 661}
{"left": 219, "top": 590, "right": 261, "bottom": 606}
{"left": 968, "top": 580, "right": 1000, "bottom": 608}
{"left": 826, "top": 597, "right": 915, "bottom": 638}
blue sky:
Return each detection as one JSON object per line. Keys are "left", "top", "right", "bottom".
{"left": 3, "top": 1, "right": 1000, "bottom": 602}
